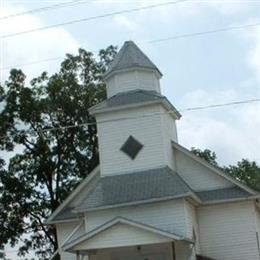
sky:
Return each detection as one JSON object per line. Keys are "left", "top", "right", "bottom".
{"left": 1, "top": 0, "right": 260, "bottom": 164}
{"left": 0, "top": 1, "right": 260, "bottom": 256}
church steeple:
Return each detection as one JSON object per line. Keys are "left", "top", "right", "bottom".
{"left": 90, "top": 41, "right": 180, "bottom": 177}
{"left": 104, "top": 41, "right": 162, "bottom": 80}
{"left": 104, "top": 41, "right": 162, "bottom": 98}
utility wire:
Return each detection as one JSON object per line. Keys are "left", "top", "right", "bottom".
{"left": 180, "top": 98, "right": 260, "bottom": 111}
{"left": 147, "top": 21, "right": 260, "bottom": 43}
{"left": 0, "top": 0, "right": 189, "bottom": 39}
{"left": 0, "top": 0, "right": 92, "bottom": 21}
{"left": 39, "top": 98, "right": 260, "bottom": 133}
{"left": 0, "top": 56, "right": 63, "bottom": 71}
{"left": 1, "top": 19, "right": 260, "bottom": 71}
{"left": 1, "top": 98, "right": 259, "bottom": 139}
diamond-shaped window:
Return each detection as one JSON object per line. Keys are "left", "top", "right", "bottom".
{"left": 120, "top": 135, "right": 143, "bottom": 160}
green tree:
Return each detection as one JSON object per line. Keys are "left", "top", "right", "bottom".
{"left": 225, "top": 159, "right": 260, "bottom": 192}
{"left": 191, "top": 147, "right": 218, "bottom": 166}
{"left": 0, "top": 46, "right": 117, "bottom": 259}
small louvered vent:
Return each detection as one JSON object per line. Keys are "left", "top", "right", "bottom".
{"left": 120, "top": 135, "right": 143, "bottom": 159}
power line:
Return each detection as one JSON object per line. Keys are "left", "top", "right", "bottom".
{"left": 0, "top": 97, "right": 259, "bottom": 140}
{"left": 39, "top": 98, "right": 260, "bottom": 133}
{"left": 1, "top": 98, "right": 258, "bottom": 139}
{"left": 0, "top": 56, "right": 63, "bottom": 71}
{"left": 2, "top": 19, "right": 260, "bottom": 71}
{"left": 180, "top": 98, "right": 260, "bottom": 111}
{"left": 0, "top": 0, "right": 92, "bottom": 21}
{"left": 147, "top": 21, "right": 260, "bottom": 43}
{"left": 0, "top": 0, "right": 188, "bottom": 39}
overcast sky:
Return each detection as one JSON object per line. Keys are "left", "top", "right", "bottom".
{"left": 1, "top": 0, "right": 260, "bottom": 258}
{"left": 1, "top": 0, "right": 260, "bottom": 163}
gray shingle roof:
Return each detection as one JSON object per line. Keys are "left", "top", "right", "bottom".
{"left": 74, "top": 166, "right": 192, "bottom": 213}
{"left": 89, "top": 89, "right": 165, "bottom": 112}
{"left": 196, "top": 187, "right": 251, "bottom": 202}
{"left": 89, "top": 90, "right": 181, "bottom": 119}
{"left": 50, "top": 167, "right": 254, "bottom": 222}
{"left": 103, "top": 41, "right": 162, "bottom": 79}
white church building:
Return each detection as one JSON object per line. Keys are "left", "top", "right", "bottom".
{"left": 47, "top": 41, "right": 260, "bottom": 260}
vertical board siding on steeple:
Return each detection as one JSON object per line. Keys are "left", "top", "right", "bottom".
{"left": 106, "top": 70, "right": 161, "bottom": 98}
{"left": 160, "top": 107, "right": 178, "bottom": 170}
{"left": 104, "top": 41, "right": 162, "bottom": 98}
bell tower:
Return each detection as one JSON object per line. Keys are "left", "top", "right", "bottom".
{"left": 103, "top": 41, "right": 162, "bottom": 97}
{"left": 89, "top": 41, "right": 181, "bottom": 177}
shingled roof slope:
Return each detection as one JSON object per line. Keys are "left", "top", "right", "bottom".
{"left": 196, "top": 187, "right": 251, "bottom": 202}
{"left": 50, "top": 167, "right": 255, "bottom": 222}
{"left": 74, "top": 166, "right": 192, "bottom": 213}
{"left": 103, "top": 41, "right": 162, "bottom": 79}
{"left": 89, "top": 89, "right": 181, "bottom": 118}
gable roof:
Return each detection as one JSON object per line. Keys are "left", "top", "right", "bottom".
{"left": 171, "top": 140, "right": 258, "bottom": 196}
{"left": 63, "top": 216, "right": 193, "bottom": 252}
{"left": 89, "top": 89, "right": 181, "bottom": 119}
{"left": 47, "top": 144, "right": 259, "bottom": 224}
{"left": 47, "top": 162, "right": 258, "bottom": 224}
{"left": 103, "top": 41, "right": 162, "bottom": 80}
{"left": 73, "top": 166, "right": 197, "bottom": 213}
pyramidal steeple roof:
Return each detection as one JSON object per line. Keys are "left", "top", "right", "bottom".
{"left": 103, "top": 41, "right": 162, "bottom": 79}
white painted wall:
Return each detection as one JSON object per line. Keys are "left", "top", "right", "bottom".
{"left": 96, "top": 104, "right": 177, "bottom": 176}
{"left": 161, "top": 108, "right": 178, "bottom": 170}
{"left": 74, "top": 223, "right": 172, "bottom": 250}
{"left": 184, "top": 200, "right": 200, "bottom": 256}
{"left": 106, "top": 69, "right": 161, "bottom": 98}
{"left": 254, "top": 205, "right": 260, "bottom": 257}
{"left": 85, "top": 200, "right": 187, "bottom": 238}
{"left": 175, "top": 149, "right": 232, "bottom": 191}
{"left": 198, "top": 201, "right": 260, "bottom": 260}
{"left": 56, "top": 221, "right": 84, "bottom": 260}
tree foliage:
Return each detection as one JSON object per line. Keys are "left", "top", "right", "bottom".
{"left": 0, "top": 46, "right": 117, "bottom": 259}
{"left": 225, "top": 159, "right": 260, "bottom": 192}
{"left": 191, "top": 147, "right": 218, "bottom": 166}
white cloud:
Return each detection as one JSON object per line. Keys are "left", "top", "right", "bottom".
{"left": 113, "top": 15, "right": 138, "bottom": 31}
{"left": 0, "top": 4, "right": 80, "bottom": 82}
{"left": 247, "top": 30, "right": 260, "bottom": 80}
{"left": 177, "top": 89, "right": 260, "bottom": 166}
{"left": 206, "top": 1, "right": 253, "bottom": 15}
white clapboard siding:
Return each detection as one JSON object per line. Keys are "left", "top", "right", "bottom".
{"left": 74, "top": 223, "right": 171, "bottom": 251}
{"left": 85, "top": 200, "right": 187, "bottom": 237}
{"left": 56, "top": 221, "right": 84, "bottom": 260}
{"left": 184, "top": 201, "right": 200, "bottom": 254}
{"left": 106, "top": 70, "right": 160, "bottom": 98}
{"left": 175, "top": 149, "right": 232, "bottom": 191}
{"left": 96, "top": 104, "right": 177, "bottom": 176}
{"left": 198, "top": 201, "right": 259, "bottom": 260}
{"left": 254, "top": 206, "right": 260, "bottom": 253}
{"left": 161, "top": 109, "right": 178, "bottom": 170}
